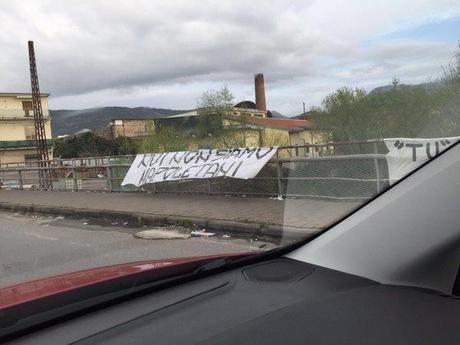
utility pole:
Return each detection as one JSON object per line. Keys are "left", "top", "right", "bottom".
{"left": 303, "top": 102, "right": 306, "bottom": 114}
{"left": 28, "top": 41, "right": 51, "bottom": 190}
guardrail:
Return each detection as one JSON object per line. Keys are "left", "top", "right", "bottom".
{"left": 0, "top": 152, "right": 389, "bottom": 201}
{"left": 0, "top": 140, "right": 385, "bottom": 168}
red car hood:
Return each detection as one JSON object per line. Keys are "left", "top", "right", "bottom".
{"left": 0, "top": 253, "right": 249, "bottom": 310}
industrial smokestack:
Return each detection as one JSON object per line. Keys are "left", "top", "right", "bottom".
{"left": 254, "top": 73, "right": 266, "bottom": 112}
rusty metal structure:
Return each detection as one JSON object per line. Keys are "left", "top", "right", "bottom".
{"left": 28, "top": 41, "right": 52, "bottom": 190}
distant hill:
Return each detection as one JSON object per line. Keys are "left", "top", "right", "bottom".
{"left": 369, "top": 80, "right": 443, "bottom": 95}
{"left": 287, "top": 81, "right": 444, "bottom": 119}
{"left": 50, "top": 106, "right": 190, "bottom": 137}
{"left": 269, "top": 110, "right": 286, "bottom": 118}
{"left": 51, "top": 106, "right": 290, "bottom": 137}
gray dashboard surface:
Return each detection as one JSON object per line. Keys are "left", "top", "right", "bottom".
{"left": 8, "top": 258, "right": 460, "bottom": 345}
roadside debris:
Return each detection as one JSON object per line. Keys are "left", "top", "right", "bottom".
{"left": 222, "top": 234, "right": 231, "bottom": 239}
{"left": 134, "top": 228, "right": 190, "bottom": 240}
{"left": 191, "top": 230, "right": 216, "bottom": 237}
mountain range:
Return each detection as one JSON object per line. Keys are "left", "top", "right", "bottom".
{"left": 50, "top": 82, "right": 438, "bottom": 137}
{"left": 50, "top": 106, "right": 287, "bottom": 137}
{"left": 50, "top": 107, "right": 189, "bottom": 137}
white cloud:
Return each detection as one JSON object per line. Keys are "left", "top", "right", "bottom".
{"left": 0, "top": 0, "right": 458, "bottom": 115}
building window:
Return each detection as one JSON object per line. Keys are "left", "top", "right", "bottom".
{"left": 25, "top": 126, "right": 36, "bottom": 140}
{"left": 22, "top": 101, "right": 33, "bottom": 117}
{"left": 24, "top": 154, "right": 39, "bottom": 162}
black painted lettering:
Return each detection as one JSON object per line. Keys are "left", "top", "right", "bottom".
{"left": 147, "top": 154, "right": 156, "bottom": 166}
{"left": 194, "top": 163, "right": 212, "bottom": 177}
{"left": 241, "top": 147, "right": 257, "bottom": 158}
{"left": 195, "top": 150, "right": 211, "bottom": 163}
{"left": 204, "top": 163, "right": 220, "bottom": 177}
{"left": 137, "top": 154, "right": 148, "bottom": 168}
{"left": 218, "top": 162, "right": 236, "bottom": 176}
{"left": 180, "top": 167, "right": 192, "bottom": 179}
{"left": 154, "top": 167, "right": 168, "bottom": 178}
{"left": 211, "top": 149, "right": 230, "bottom": 161}
{"left": 256, "top": 147, "right": 275, "bottom": 159}
{"left": 149, "top": 153, "right": 163, "bottom": 166}
{"left": 228, "top": 148, "right": 241, "bottom": 159}
{"left": 146, "top": 167, "right": 156, "bottom": 183}
{"left": 138, "top": 168, "right": 149, "bottom": 185}
{"left": 169, "top": 151, "right": 186, "bottom": 164}
{"left": 231, "top": 161, "right": 244, "bottom": 177}
{"left": 184, "top": 151, "right": 199, "bottom": 164}
{"left": 426, "top": 142, "right": 440, "bottom": 159}
{"left": 164, "top": 166, "right": 181, "bottom": 179}
{"left": 405, "top": 143, "right": 423, "bottom": 161}
{"left": 159, "top": 152, "right": 169, "bottom": 166}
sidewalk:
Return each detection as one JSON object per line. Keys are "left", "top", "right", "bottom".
{"left": 0, "top": 191, "right": 360, "bottom": 237}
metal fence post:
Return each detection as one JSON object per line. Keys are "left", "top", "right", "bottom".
{"left": 106, "top": 166, "right": 112, "bottom": 192}
{"left": 276, "top": 160, "right": 283, "bottom": 197}
{"left": 18, "top": 170, "right": 23, "bottom": 190}
{"left": 373, "top": 141, "right": 381, "bottom": 193}
{"left": 48, "top": 166, "right": 54, "bottom": 191}
{"left": 71, "top": 167, "right": 78, "bottom": 191}
{"left": 207, "top": 179, "right": 212, "bottom": 194}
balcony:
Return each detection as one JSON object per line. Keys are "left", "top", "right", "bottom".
{"left": 0, "top": 139, "right": 54, "bottom": 149}
{"left": 0, "top": 109, "right": 50, "bottom": 120}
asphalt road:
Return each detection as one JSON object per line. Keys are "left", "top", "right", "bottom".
{"left": 0, "top": 211, "right": 275, "bottom": 288}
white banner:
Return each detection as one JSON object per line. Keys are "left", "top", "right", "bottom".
{"left": 384, "top": 137, "right": 459, "bottom": 184}
{"left": 121, "top": 147, "right": 277, "bottom": 187}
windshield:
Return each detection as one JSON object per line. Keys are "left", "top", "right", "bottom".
{"left": 0, "top": 1, "right": 459, "bottom": 291}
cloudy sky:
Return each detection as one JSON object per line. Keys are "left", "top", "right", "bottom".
{"left": 0, "top": 0, "right": 459, "bottom": 115}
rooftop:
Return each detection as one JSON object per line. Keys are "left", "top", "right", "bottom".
{"left": 0, "top": 92, "right": 50, "bottom": 97}
{"left": 227, "top": 115, "right": 313, "bottom": 132}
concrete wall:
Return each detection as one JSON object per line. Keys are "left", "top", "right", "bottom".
{"left": 93, "top": 126, "right": 113, "bottom": 140}
{"left": 289, "top": 130, "right": 323, "bottom": 146}
{"left": 0, "top": 119, "right": 52, "bottom": 141}
{"left": 287, "top": 130, "right": 324, "bottom": 157}
{"left": 260, "top": 127, "right": 290, "bottom": 146}
{"left": 0, "top": 148, "right": 53, "bottom": 164}
{"left": 112, "top": 119, "right": 155, "bottom": 138}
{"left": 0, "top": 94, "right": 49, "bottom": 113}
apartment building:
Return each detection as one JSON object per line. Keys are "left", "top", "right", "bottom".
{"left": 0, "top": 93, "right": 53, "bottom": 164}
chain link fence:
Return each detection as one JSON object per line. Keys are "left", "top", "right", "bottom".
{"left": 0, "top": 141, "right": 390, "bottom": 201}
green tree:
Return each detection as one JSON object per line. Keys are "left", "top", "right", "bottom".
{"left": 138, "top": 125, "right": 188, "bottom": 153}
{"left": 113, "top": 136, "right": 138, "bottom": 155}
{"left": 54, "top": 133, "right": 137, "bottom": 158}
{"left": 371, "top": 85, "right": 436, "bottom": 138}
{"left": 197, "top": 86, "right": 234, "bottom": 138}
{"left": 313, "top": 44, "right": 460, "bottom": 141}
{"left": 314, "top": 87, "right": 377, "bottom": 141}
{"left": 434, "top": 43, "right": 460, "bottom": 136}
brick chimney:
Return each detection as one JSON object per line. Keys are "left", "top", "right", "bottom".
{"left": 254, "top": 73, "right": 266, "bottom": 112}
